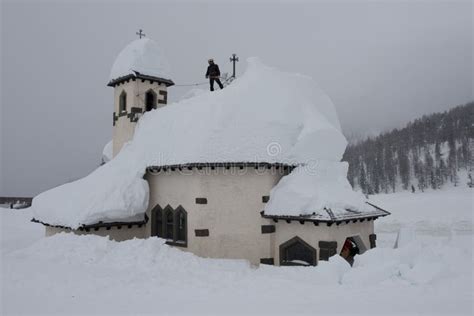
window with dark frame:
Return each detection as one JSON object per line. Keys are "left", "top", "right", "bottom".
{"left": 155, "top": 208, "right": 163, "bottom": 238}
{"left": 152, "top": 205, "right": 187, "bottom": 247}
{"left": 284, "top": 242, "right": 312, "bottom": 265}
{"left": 176, "top": 208, "right": 187, "bottom": 243}
{"left": 119, "top": 90, "right": 127, "bottom": 112}
{"left": 280, "top": 236, "right": 316, "bottom": 266}
{"left": 165, "top": 210, "right": 174, "bottom": 240}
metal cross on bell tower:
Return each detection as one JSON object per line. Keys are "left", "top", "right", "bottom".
{"left": 229, "top": 53, "right": 239, "bottom": 78}
{"left": 136, "top": 29, "right": 146, "bottom": 39}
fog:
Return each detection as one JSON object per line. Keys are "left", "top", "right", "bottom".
{"left": 1, "top": 0, "right": 472, "bottom": 196}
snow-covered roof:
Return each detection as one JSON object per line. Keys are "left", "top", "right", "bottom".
{"left": 32, "top": 58, "right": 382, "bottom": 229}
{"left": 263, "top": 163, "right": 390, "bottom": 221}
{"left": 263, "top": 203, "right": 390, "bottom": 223}
{"left": 108, "top": 38, "right": 172, "bottom": 85}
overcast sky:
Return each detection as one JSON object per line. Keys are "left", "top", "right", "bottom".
{"left": 1, "top": 0, "right": 472, "bottom": 196}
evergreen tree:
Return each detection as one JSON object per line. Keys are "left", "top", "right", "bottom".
{"left": 343, "top": 102, "right": 473, "bottom": 193}
{"left": 398, "top": 148, "right": 410, "bottom": 190}
{"left": 358, "top": 164, "right": 368, "bottom": 194}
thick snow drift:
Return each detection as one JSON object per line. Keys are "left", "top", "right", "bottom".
{"left": 265, "top": 162, "right": 371, "bottom": 218}
{"left": 101, "top": 140, "right": 113, "bottom": 163}
{"left": 32, "top": 57, "right": 365, "bottom": 228}
{"left": 3, "top": 188, "right": 473, "bottom": 315}
{"left": 178, "top": 88, "right": 207, "bottom": 101}
{"left": 109, "top": 38, "right": 172, "bottom": 81}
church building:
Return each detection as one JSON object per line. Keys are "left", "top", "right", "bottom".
{"left": 32, "top": 36, "right": 390, "bottom": 267}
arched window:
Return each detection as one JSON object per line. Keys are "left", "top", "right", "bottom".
{"left": 153, "top": 205, "right": 187, "bottom": 247}
{"left": 175, "top": 206, "right": 187, "bottom": 243}
{"left": 280, "top": 236, "right": 317, "bottom": 266}
{"left": 164, "top": 209, "right": 174, "bottom": 240}
{"left": 151, "top": 205, "right": 163, "bottom": 238}
{"left": 145, "top": 90, "right": 157, "bottom": 112}
{"left": 119, "top": 90, "right": 127, "bottom": 112}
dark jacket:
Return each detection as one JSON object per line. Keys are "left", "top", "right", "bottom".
{"left": 206, "top": 63, "right": 221, "bottom": 78}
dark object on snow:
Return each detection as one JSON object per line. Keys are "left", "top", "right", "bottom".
{"left": 411, "top": 185, "right": 415, "bottom": 193}
{"left": 209, "top": 77, "right": 223, "bottom": 91}
{"left": 205, "top": 59, "right": 224, "bottom": 91}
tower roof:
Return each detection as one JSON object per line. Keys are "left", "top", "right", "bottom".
{"left": 108, "top": 38, "right": 174, "bottom": 87}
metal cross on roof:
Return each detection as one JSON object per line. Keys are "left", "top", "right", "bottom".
{"left": 136, "top": 29, "right": 146, "bottom": 39}
{"left": 230, "top": 54, "right": 239, "bottom": 78}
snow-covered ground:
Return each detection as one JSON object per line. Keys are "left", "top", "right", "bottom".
{"left": 373, "top": 186, "right": 472, "bottom": 238}
{"left": 1, "top": 187, "right": 473, "bottom": 315}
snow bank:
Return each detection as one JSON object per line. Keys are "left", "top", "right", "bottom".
{"left": 32, "top": 57, "right": 363, "bottom": 228}
{"left": 4, "top": 190, "right": 473, "bottom": 314}
{"left": 178, "top": 87, "right": 207, "bottom": 101}
{"left": 0, "top": 207, "right": 44, "bottom": 255}
{"left": 394, "top": 225, "right": 417, "bottom": 248}
{"left": 109, "top": 38, "right": 171, "bottom": 81}
{"left": 3, "top": 229, "right": 472, "bottom": 315}
{"left": 372, "top": 186, "right": 473, "bottom": 235}
{"left": 101, "top": 140, "right": 113, "bottom": 163}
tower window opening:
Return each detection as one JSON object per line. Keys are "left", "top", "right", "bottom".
{"left": 145, "top": 90, "right": 157, "bottom": 112}
{"left": 119, "top": 91, "right": 127, "bottom": 112}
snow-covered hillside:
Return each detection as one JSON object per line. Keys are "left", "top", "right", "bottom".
{"left": 344, "top": 102, "right": 473, "bottom": 194}
{"left": 1, "top": 187, "right": 472, "bottom": 315}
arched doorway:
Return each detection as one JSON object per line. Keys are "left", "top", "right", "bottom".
{"left": 279, "top": 236, "right": 317, "bottom": 266}
{"left": 340, "top": 236, "right": 367, "bottom": 266}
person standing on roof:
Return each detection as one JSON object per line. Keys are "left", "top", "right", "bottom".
{"left": 205, "top": 59, "right": 224, "bottom": 91}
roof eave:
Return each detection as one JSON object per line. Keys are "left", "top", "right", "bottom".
{"left": 146, "top": 162, "right": 299, "bottom": 172}
{"left": 107, "top": 73, "right": 174, "bottom": 87}
{"left": 31, "top": 214, "right": 149, "bottom": 230}
{"left": 261, "top": 202, "right": 391, "bottom": 224}
{"left": 260, "top": 212, "right": 388, "bottom": 224}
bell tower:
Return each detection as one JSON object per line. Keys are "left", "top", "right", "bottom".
{"left": 108, "top": 35, "right": 174, "bottom": 157}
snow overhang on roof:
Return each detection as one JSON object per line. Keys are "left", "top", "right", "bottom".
{"left": 31, "top": 57, "right": 387, "bottom": 229}
{"left": 261, "top": 202, "right": 391, "bottom": 225}
{"left": 108, "top": 38, "right": 173, "bottom": 87}
{"left": 31, "top": 213, "right": 148, "bottom": 231}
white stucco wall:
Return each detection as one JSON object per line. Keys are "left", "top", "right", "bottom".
{"left": 112, "top": 80, "right": 168, "bottom": 157}
{"left": 145, "top": 166, "right": 288, "bottom": 265}
{"left": 43, "top": 165, "right": 375, "bottom": 266}
{"left": 272, "top": 220, "right": 374, "bottom": 266}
